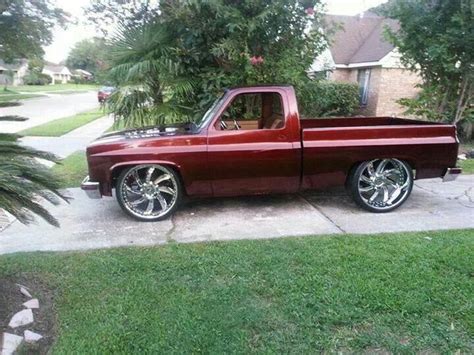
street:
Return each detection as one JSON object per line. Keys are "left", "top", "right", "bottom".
{"left": 0, "top": 92, "right": 98, "bottom": 133}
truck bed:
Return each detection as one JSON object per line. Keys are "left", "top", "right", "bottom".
{"left": 300, "top": 116, "right": 459, "bottom": 190}
{"left": 300, "top": 116, "right": 437, "bottom": 129}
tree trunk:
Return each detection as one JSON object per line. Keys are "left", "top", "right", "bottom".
{"left": 453, "top": 76, "right": 472, "bottom": 125}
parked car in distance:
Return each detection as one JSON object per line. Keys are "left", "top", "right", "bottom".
{"left": 82, "top": 85, "right": 462, "bottom": 221}
{"left": 98, "top": 86, "right": 115, "bottom": 103}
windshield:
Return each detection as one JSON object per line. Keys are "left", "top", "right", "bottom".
{"left": 195, "top": 93, "right": 226, "bottom": 129}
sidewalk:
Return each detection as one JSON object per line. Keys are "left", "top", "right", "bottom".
{"left": 20, "top": 114, "right": 113, "bottom": 157}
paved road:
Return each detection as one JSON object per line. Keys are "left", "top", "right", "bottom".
{"left": 0, "top": 92, "right": 98, "bottom": 133}
{"left": 1, "top": 176, "right": 472, "bottom": 254}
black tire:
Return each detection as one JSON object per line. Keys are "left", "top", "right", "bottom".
{"left": 348, "top": 159, "right": 414, "bottom": 213}
{"left": 116, "top": 164, "right": 182, "bottom": 221}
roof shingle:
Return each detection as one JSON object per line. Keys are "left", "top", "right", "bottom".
{"left": 325, "top": 14, "right": 399, "bottom": 65}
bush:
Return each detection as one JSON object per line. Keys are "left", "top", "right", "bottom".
{"left": 297, "top": 81, "right": 359, "bottom": 118}
{"left": 23, "top": 72, "right": 52, "bottom": 86}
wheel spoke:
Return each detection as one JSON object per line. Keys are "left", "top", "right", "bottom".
{"left": 156, "top": 193, "right": 168, "bottom": 210}
{"left": 367, "top": 162, "right": 376, "bottom": 177}
{"left": 154, "top": 174, "right": 171, "bottom": 185}
{"left": 130, "top": 196, "right": 146, "bottom": 206}
{"left": 383, "top": 169, "right": 398, "bottom": 177}
{"left": 132, "top": 171, "right": 143, "bottom": 187}
{"left": 376, "top": 159, "right": 389, "bottom": 174}
{"left": 144, "top": 199, "right": 154, "bottom": 214}
{"left": 159, "top": 186, "right": 175, "bottom": 195}
{"left": 360, "top": 175, "right": 372, "bottom": 184}
{"left": 368, "top": 189, "right": 379, "bottom": 203}
{"left": 145, "top": 167, "right": 155, "bottom": 182}
{"left": 125, "top": 185, "right": 141, "bottom": 195}
{"left": 359, "top": 185, "right": 375, "bottom": 193}
{"left": 382, "top": 186, "right": 389, "bottom": 203}
{"left": 387, "top": 186, "right": 402, "bottom": 205}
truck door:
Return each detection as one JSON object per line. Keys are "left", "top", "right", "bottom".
{"left": 207, "top": 88, "right": 301, "bottom": 196}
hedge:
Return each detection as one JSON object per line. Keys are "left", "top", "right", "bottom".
{"left": 297, "top": 81, "right": 359, "bottom": 118}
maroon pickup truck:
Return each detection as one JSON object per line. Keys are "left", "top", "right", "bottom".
{"left": 82, "top": 85, "right": 461, "bottom": 221}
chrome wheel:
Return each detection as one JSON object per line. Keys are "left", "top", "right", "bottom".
{"left": 117, "top": 164, "right": 179, "bottom": 220}
{"left": 356, "top": 159, "right": 412, "bottom": 211}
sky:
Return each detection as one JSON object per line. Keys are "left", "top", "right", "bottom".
{"left": 44, "top": 0, "right": 388, "bottom": 63}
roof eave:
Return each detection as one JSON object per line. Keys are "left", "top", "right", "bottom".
{"left": 335, "top": 61, "right": 383, "bottom": 69}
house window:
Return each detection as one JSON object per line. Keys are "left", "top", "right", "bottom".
{"left": 357, "top": 69, "right": 371, "bottom": 106}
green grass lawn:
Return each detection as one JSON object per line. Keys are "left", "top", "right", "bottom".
{"left": 459, "top": 159, "right": 474, "bottom": 174}
{"left": 13, "top": 83, "right": 99, "bottom": 93}
{"left": 12, "top": 84, "right": 100, "bottom": 92}
{"left": 0, "top": 229, "right": 472, "bottom": 353}
{"left": 51, "top": 151, "right": 88, "bottom": 188}
{"left": 0, "top": 93, "right": 43, "bottom": 102}
{"left": 19, "top": 108, "right": 106, "bottom": 136}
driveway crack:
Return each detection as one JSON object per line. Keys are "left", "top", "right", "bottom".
{"left": 165, "top": 213, "right": 177, "bottom": 242}
{"left": 298, "top": 194, "right": 346, "bottom": 233}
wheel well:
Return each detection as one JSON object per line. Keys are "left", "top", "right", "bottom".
{"left": 344, "top": 158, "right": 416, "bottom": 187}
{"left": 110, "top": 164, "right": 185, "bottom": 192}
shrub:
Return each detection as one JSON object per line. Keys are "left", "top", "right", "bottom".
{"left": 23, "top": 72, "right": 52, "bottom": 85}
{"left": 297, "top": 81, "right": 360, "bottom": 118}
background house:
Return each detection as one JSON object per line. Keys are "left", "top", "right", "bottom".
{"left": 0, "top": 59, "right": 28, "bottom": 86}
{"left": 42, "top": 62, "right": 72, "bottom": 84}
{"left": 312, "top": 13, "right": 422, "bottom": 117}
{"left": 73, "top": 69, "right": 93, "bottom": 81}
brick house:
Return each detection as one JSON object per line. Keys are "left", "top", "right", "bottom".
{"left": 311, "top": 13, "right": 422, "bottom": 117}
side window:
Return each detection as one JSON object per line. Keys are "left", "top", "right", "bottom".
{"left": 215, "top": 92, "right": 284, "bottom": 131}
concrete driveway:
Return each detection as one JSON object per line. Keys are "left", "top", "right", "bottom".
{"left": 0, "top": 92, "right": 98, "bottom": 133}
{"left": 1, "top": 176, "right": 473, "bottom": 255}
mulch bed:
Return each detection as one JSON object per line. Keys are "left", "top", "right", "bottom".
{"left": 0, "top": 276, "right": 57, "bottom": 354}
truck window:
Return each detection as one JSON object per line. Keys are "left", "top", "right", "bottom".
{"left": 216, "top": 92, "right": 284, "bottom": 130}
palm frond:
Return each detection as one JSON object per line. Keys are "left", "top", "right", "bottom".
{"left": 0, "top": 130, "right": 69, "bottom": 227}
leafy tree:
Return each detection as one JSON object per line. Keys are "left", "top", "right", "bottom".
{"left": 381, "top": 0, "right": 473, "bottom": 135}
{"left": 0, "top": 0, "right": 68, "bottom": 60}
{"left": 107, "top": 0, "right": 328, "bottom": 127}
{"left": 85, "top": 0, "right": 159, "bottom": 37}
{"left": 0, "top": 118, "right": 68, "bottom": 227}
{"left": 66, "top": 38, "right": 110, "bottom": 78}
{"left": 0, "top": 2, "right": 69, "bottom": 226}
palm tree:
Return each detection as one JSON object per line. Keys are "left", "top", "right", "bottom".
{"left": 107, "top": 20, "right": 194, "bottom": 128}
{"left": 0, "top": 117, "right": 68, "bottom": 227}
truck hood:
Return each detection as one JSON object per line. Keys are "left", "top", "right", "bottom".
{"left": 99, "top": 122, "right": 198, "bottom": 141}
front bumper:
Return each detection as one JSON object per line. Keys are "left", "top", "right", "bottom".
{"left": 442, "top": 167, "right": 462, "bottom": 182}
{"left": 81, "top": 176, "right": 102, "bottom": 199}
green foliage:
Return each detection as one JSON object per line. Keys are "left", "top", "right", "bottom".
{"left": 0, "top": 0, "right": 68, "bottom": 60}
{"left": 298, "top": 81, "right": 360, "bottom": 117}
{"left": 66, "top": 38, "right": 110, "bottom": 80}
{"left": 383, "top": 0, "right": 473, "bottom": 136}
{"left": 23, "top": 72, "right": 52, "bottom": 86}
{"left": 106, "top": 0, "right": 329, "bottom": 127}
{"left": 85, "top": 0, "right": 159, "bottom": 37}
{"left": 0, "top": 123, "right": 68, "bottom": 226}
